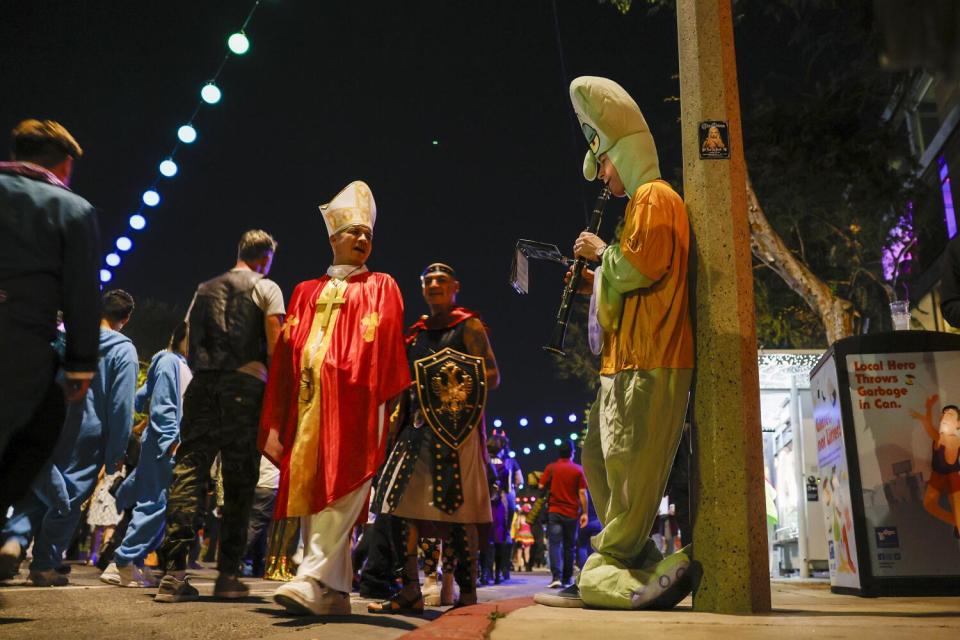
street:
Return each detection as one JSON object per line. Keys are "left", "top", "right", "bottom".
{"left": 0, "top": 563, "right": 551, "bottom": 640}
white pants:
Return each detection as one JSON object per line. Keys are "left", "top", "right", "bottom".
{"left": 293, "top": 404, "right": 385, "bottom": 594}
{"left": 294, "top": 479, "right": 371, "bottom": 593}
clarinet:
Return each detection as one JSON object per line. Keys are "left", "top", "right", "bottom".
{"left": 543, "top": 185, "right": 612, "bottom": 356}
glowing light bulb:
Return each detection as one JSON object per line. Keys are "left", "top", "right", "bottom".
{"left": 537, "top": 443, "right": 546, "bottom": 451}
{"left": 228, "top": 32, "right": 250, "bottom": 55}
{"left": 106, "top": 253, "right": 121, "bottom": 267}
{"left": 142, "top": 190, "right": 160, "bottom": 207}
{"left": 545, "top": 416, "right": 554, "bottom": 424}
{"left": 570, "top": 433, "right": 579, "bottom": 441}
{"left": 568, "top": 413, "right": 578, "bottom": 423}
{"left": 129, "top": 214, "right": 146, "bottom": 230}
{"left": 493, "top": 419, "right": 502, "bottom": 428}
{"left": 100, "top": 269, "right": 112, "bottom": 283}
{"left": 519, "top": 418, "right": 528, "bottom": 427}
{"left": 201, "top": 82, "right": 221, "bottom": 104}
{"left": 522, "top": 447, "right": 531, "bottom": 455}
{"left": 508, "top": 451, "right": 516, "bottom": 459}
{"left": 116, "top": 236, "right": 133, "bottom": 251}
{"left": 159, "top": 159, "right": 178, "bottom": 177}
{"left": 178, "top": 125, "right": 197, "bottom": 144}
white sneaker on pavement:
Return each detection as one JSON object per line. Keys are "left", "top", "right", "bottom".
{"left": 274, "top": 577, "right": 351, "bottom": 616}
{"left": 100, "top": 562, "right": 121, "bottom": 585}
{"left": 547, "top": 579, "right": 563, "bottom": 588}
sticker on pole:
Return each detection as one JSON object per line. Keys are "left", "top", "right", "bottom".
{"left": 699, "top": 121, "right": 730, "bottom": 159}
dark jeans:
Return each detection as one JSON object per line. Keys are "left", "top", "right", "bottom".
{"left": 159, "top": 371, "right": 263, "bottom": 575}
{"left": 244, "top": 486, "right": 276, "bottom": 576}
{"left": 357, "top": 513, "right": 403, "bottom": 599}
{"left": 0, "top": 368, "right": 64, "bottom": 525}
{"left": 547, "top": 512, "right": 577, "bottom": 583}
{"left": 577, "top": 518, "right": 602, "bottom": 568}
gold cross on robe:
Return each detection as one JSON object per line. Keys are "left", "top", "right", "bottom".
{"left": 315, "top": 282, "right": 348, "bottom": 328}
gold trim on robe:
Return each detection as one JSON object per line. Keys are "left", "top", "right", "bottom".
{"left": 286, "top": 279, "right": 349, "bottom": 517}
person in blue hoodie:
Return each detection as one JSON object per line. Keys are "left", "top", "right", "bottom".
{"left": 101, "top": 323, "right": 191, "bottom": 588}
{"left": 0, "top": 289, "right": 138, "bottom": 586}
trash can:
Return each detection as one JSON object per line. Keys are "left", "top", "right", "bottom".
{"left": 809, "top": 331, "right": 960, "bottom": 596}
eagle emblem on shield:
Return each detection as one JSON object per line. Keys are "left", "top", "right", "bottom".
{"left": 414, "top": 347, "right": 487, "bottom": 450}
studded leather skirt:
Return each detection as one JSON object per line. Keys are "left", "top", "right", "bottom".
{"left": 379, "top": 425, "right": 491, "bottom": 524}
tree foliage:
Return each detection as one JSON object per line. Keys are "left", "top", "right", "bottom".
{"left": 741, "top": 0, "right": 923, "bottom": 346}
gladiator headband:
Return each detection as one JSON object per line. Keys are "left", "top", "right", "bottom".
{"left": 420, "top": 263, "right": 457, "bottom": 282}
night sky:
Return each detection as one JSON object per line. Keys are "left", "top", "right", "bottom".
{"left": 2, "top": 1, "right": 789, "bottom": 472}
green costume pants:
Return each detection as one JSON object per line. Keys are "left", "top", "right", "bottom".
{"left": 579, "top": 367, "right": 692, "bottom": 609}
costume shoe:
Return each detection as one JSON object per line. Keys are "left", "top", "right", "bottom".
{"left": 274, "top": 577, "right": 351, "bottom": 616}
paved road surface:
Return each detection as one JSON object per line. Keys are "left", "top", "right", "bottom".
{"left": 0, "top": 562, "right": 552, "bottom": 640}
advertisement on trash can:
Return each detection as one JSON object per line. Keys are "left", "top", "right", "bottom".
{"left": 844, "top": 351, "right": 960, "bottom": 578}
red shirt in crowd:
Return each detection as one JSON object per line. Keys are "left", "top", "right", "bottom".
{"left": 539, "top": 457, "right": 587, "bottom": 519}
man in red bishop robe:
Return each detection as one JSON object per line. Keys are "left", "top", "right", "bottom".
{"left": 258, "top": 180, "right": 410, "bottom": 616}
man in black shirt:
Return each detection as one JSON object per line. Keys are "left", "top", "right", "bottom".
{"left": 0, "top": 120, "right": 100, "bottom": 533}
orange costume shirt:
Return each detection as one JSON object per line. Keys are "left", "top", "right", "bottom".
{"left": 599, "top": 179, "right": 694, "bottom": 375}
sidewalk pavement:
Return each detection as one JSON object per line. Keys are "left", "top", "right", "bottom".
{"left": 484, "top": 580, "right": 960, "bottom": 640}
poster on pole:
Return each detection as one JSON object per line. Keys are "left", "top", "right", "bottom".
{"left": 844, "top": 351, "right": 960, "bottom": 577}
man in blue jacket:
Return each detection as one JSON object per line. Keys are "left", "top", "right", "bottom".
{"left": 0, "top": 290, "right": 138, "bottom": 586}
{"left": 0, "top": 119, "right": 100, "bottom": 526}
{"left": 102, "top": 323, "right": 191, "bottom": 588}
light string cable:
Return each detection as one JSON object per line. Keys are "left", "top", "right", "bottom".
{"left": 102, "top": 0, "right": 264, "bottom": 283}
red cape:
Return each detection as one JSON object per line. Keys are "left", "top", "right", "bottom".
{"left": 258, "top": 272, "right": 411, "bottom": 517}
{"left": 404, "top": 306, "right": 483, "bottom": 345}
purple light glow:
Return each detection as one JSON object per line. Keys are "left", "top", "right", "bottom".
{"left": 882, "top": 204, "right": 914, "bottom": 283}
{"left": 939, "top": 156, "right": 957, "bottom": 239}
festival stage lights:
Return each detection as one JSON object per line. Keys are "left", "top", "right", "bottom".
{"left": 228, "top": 31, "right": 250, "bottom": 55}
{"left": 159, "top": 159, "right": 178, "bottom": 177}
{"left": 106, "top": 253, "right": 121, "bottom": 267}
{"left": 538, "top": 443, "right": 546, "bottom": 451}
{"left": 116, "top": 236, "right": 133, "bottom": 252}
{"left": 100, "top": 269, "right": 112, "bottom": 283}
{"left": 493, "top": 419, "right": 503, "bottom": 428}
{"left": 201, "top": 82, "right": 222, "bottom": 104}
{"left": 545, "top": 415, "right": 554, "bottom": 424}
{"left": 519, "top": 418, "right": 528, "bottom": 427}
{"left": 508, "top": 451, "right": 516, "bottom": 459}
{"left": 570, "top": 433, "right": 578, "bottom": 441}
{"left": 568, "top": 413, "right": 578, "bottom": 423}
{"left": 142, "top": 190, "right": 160, "bottom": 207}
{"left": 129, "top": 214, "right": 147, "bottom": 230}
{"left": 178, "top": 125, "right": 197, "bottom": 144}
{"left": 522, "top": 447, "right": 531, "bottom": 455}
{"left": 553, "top": 438, "right": 562, "bottom": 446}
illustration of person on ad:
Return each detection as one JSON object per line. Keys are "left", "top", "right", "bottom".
{"left": 910, "top": 394, "right": 960, "bottom": 538}
{"left": 822, "top": 465, "right": 857, "bottom": 574}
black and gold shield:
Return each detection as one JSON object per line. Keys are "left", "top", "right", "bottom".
{"left": 413, "top": 347, "right": 487, "bottom": 450}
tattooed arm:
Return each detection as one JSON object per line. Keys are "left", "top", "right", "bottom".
{"left": 463, "top": 317, "right": 500, "bottom": 390}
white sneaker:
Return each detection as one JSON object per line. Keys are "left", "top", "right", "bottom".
{"left": 100, "top": 562, "right": 121, "bottom": 585}
{"left": 547, "top": 579, "right": 563, "bottom": 588}
{"left": 274, "top": 578, "right": 351, "bottom": 616}
{"left": 114, "top": 563, "right": 157, "bottom": 588}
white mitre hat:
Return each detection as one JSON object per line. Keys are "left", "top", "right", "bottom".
{"left": 319, "top": 180, "right": 377, "bottom": 237}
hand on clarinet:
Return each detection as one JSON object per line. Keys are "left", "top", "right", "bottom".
{"left": 573, "top": 232, "right": 607, "bottom": 262}
{"left": 564, "top": 265, "right": 595, "bottom": 295}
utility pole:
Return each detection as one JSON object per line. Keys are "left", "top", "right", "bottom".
{"left": 676, "top": 0, "right": 772, "bottom": 613}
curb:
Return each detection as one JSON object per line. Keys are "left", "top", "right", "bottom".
{"left": 400, "top": 596, "right": 535, "bottom": 640}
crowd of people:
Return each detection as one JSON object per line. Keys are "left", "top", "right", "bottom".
{"left": 2, "top": 75, "right": 700, "bottom": 616}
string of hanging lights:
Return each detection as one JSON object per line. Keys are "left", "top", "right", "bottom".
{"left": 101, "top": 0, "right": 263, "bottom": 283}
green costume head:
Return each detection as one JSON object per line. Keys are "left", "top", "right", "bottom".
{"left": 569, "top": 76, "right": 661, "bottom": 197}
